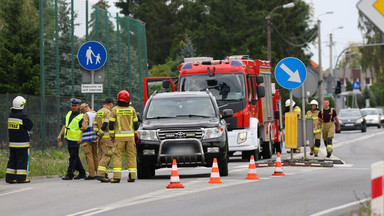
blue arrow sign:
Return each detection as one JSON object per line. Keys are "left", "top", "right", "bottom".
{"left": 77, "top": 41, "right": 107, "bottom": 71}
{"left": 274, "top": 57, "right": 307, "bottom": 90}
{"left": 352, "top": 81, "right": 360, "bottom": 90}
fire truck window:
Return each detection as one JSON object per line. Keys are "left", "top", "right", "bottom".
{"left": 248, "top": 76, "right": 255, "bottom": 99}
{"left": 180, "top": 73, "right": 245, "bottom": 101}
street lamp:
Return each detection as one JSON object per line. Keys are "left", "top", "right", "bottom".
{"left": 317, "top": 11, "right": 333, "bottom": 110}
{"left": 329, "top": 26, "right": 343, "bottom": 96}
{"left": 266, "top": 2, "right": 295, "bottom": 62}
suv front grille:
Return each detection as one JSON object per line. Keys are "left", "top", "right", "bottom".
{"left": 158, "top": 129, "right": 203, "bottom": 140}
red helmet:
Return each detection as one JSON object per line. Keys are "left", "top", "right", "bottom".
{"left": 117, "top": 90, "right": 130, "bottom": 103}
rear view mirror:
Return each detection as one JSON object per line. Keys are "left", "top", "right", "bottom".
{"left": 136, "top": 112, "right": 143, "bottom": 123}
{"left": 274, "top": 110, "right": 280, "bottom": 120}
{"left": 222, "top": 109, "right": 233, "bottom": 119}
{"left": 162, "top": 80, "right": 170, "bottom": 89}
{"left": 256, "top": 75, "right": 264, "bottom": 84}
{"left": 256, "top": 86, "right": 265, "bottom": 98}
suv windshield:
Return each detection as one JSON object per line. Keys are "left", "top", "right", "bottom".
{"left": 361, "top": 109, "right": 378, "bottom": 115}
{"left": 146, "top": 97, "right": 216, "bottom": 119}
{"left": 338, "top": 110, "right": 361, "bottom": 117}
{"left": 179, "top": 73, "right": 246, "bottom": 101}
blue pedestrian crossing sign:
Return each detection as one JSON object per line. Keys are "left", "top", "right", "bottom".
{"left": 352, "top": 81, "right": 360, "bottom": 90}
{"left": 77, "top": 41, "right": 107, "bottom": 71}
{"left": 274, "top": 57, "right": 307, "bottom": 90}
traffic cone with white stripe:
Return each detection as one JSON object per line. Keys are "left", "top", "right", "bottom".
{"left": 245, "top": 155, "right": 259, "bottom": 180}
{"left": 272, "top": 152, "right": 285, "bottom": 176}
{"left": 208, "top": 158, "right": 222, "bottom": 184}
{"left": 166, "top": 159, "right": 184, "bottom": 189}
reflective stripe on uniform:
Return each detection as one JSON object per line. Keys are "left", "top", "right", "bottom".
{"left": 9, "top": 142, "right": 30, "bottom": 148}
{"left": 312, "top": 117, "right": 318, "bottom": 120}
{"left": 98, "top": 166, "right": 107, "bottom": 172}
{"left": 6, "top": 168, "right": 16, "bottom": 174}
{"left": 314, "top": 129, "right": 321, "bottom": 133}
{"left": 314, "top": 146, "right": 320, "bottom": 151}
{"left": 109, "top": 118, "right": 116, "bottom": 122}
{"left": 113, "top": 168, "right": 122, "bottom": 173}
{"left": 115, "top": 131, "right": 134, "bottom": 137}
{"left": 128, "top": 168, "right": 137, "bottom": 173}
{"left": 102, "top": 132, "right": 110, "bottom": 138}
{"left": 16, "top": 169, "right": 28, "bottom": 175}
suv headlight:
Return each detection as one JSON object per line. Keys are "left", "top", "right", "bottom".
{"left": 356, "top": 118, "right": 363, "bottom": 123}
{"left": 138, "top": 130, "right": 158, "bottom": 141}
{"left": 202, "top": 126, "right": 224, "bottom": 139}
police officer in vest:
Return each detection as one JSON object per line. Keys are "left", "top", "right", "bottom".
{"left": 315, "top": 99, "right": 341, "bottom": 158}
{"left": 57, "top": 98, "right": 87, "bottom": 180}
{"left": 80, "top": 103, "right": 98, "bottom": 180}
{"left": 306, "top": 100, "right": 321, "bottom": 156}
{"left": 93, "top": 98, "right": 114, "bottom": 182}
{"left": 285, "top": 99, "right": 302, "bottom": 153}
{"left": 6, "top": 96, "right": 33, "bottom": 184}
{"left": 109, "top": 90, "right": 139, "bottom": 183}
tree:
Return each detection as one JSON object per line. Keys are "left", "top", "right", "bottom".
{"left": 0, "top": 0, "right": 40, "bottom": 95}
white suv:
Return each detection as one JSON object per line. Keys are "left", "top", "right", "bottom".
{"left": 361, "top": 108, "right": 381, "bottom": 128}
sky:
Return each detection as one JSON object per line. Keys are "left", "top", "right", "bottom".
{"left": 83, "top": 0, "right": 364, "bottom": 70}
{"left": 303, "top": 0, "right": 363, "bottom": 70}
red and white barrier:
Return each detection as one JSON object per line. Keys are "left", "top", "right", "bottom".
{"left": 371, "top": 161, "right": 384, "bottom": 216}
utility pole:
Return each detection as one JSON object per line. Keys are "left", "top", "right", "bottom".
{"left": 329, "top": 33, "right": 333, "bottom": 81}
{"left": 318, "top": 19, "right": 323, "bottom": 110}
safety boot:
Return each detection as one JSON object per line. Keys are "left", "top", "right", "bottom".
{"left": 62, "top": 174, "right": 74, "bottom": 180}
{"left": 99, "top": 177, "right": 111, "bottom": 183}
{"left": 17, "top": 179, "right": 30, "bottom": 184}
{"left": 294, "top": 148, "right": 301, "bottom": 153}
{"left": 127, "top": 179, "right": 135, "bottom": 183}
{"left": 74, "top": 174, "right": 86, "bottom": 180}
{"left": 326, "top": 150, "right": 333, "bottom": 158}
{"left": 110, "top": 178, "right": 120, "bottom": 183}
{"left": 6, "top": 179, "right": 17, "bottom": 184}
{"left": 310, "top": 147, "right": 314, "bottom": 156}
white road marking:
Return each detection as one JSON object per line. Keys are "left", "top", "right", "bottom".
{"left": 0, "top": 187, "right": 32, "bottom": 197}
{"left": 309, "top": 198, "right": 370, "bottom": 216}
{"left": 66, "top": 180, "right": 254, "bottom": 216}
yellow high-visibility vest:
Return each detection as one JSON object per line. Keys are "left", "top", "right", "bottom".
{"left": 65, "top": 111, "right": 84, "bottom": 141}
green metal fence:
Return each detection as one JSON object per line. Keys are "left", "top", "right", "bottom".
{"left": 1, "top": 0, "right": 147, "bottom": 151}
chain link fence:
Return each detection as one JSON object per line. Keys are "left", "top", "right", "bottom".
{"left": 1, "top": 1, "right": 147, "bottom": 151}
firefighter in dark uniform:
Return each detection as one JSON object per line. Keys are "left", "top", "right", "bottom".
{"left": 6, "top": 96, "right": 33, "bottom": 184}
{"left": 315, "top": 99, "right": 341, "bottom": 158}
{"left": 109, "top": 90, "right": 140, "bottom": 183}
{"left": 57, "top": 98, "right": 87, "bottom": 180}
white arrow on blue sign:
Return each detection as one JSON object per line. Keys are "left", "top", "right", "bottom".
{"left": 274, "top": 57, "right": 307, "bottom": 90}
{"left": 352, "top": 81, "right": 361, "bottom": 90}
{"left": 77, "top": 41, "right": 107, "bottom": 71}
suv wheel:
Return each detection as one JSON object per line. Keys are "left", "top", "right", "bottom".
{"left": 242, "top": 149, "right": 259, "bottom": 161}
{"left": 218, "top": 153, "right": 228, "bottom": 176}
{"left": 378, "top": 124, "right": 381, "bottom": 129}
{"left": 362, "top": 124, "right": 367, "bottom": 133}
{"left": 137, "top": 160, "right": 155, "bottom": 179}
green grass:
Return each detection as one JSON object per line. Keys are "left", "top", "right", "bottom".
{"left": 0, "top": 147, "right": 130, "bottom": 178}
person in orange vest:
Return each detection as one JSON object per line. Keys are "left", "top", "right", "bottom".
{"left": 315, "top": 99, "right": 341, "bottom": 158}
{"left": 6, "top": 96, "right": 33, "bottom": 184}
{"left": 305, "top": 100, "right": 321, "bottom": 156}
{"left": 79, "top": 103, "right": 98, "bottom": 180}
{"left": 93, "top": 98, "right": 114, "bottom": 182}
{"left": 109, "top": 90, "right": 140, "bottom": 183}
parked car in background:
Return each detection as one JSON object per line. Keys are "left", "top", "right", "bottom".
{"left": 376, "top": 108, "right": 384, "bottom": 125}
{"left": 337, "top": 108, "right": 366, "bottom": 133}
{"left": 361, "top": 108, "right": 381, "bottom": 128}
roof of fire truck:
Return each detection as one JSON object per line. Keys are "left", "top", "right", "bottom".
{"left": 179, "top": 55, "right": 271, "bottom": 76}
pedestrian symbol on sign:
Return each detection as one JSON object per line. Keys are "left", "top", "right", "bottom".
{"left": 78, "top": 41, "right": 107, "bottom": 71}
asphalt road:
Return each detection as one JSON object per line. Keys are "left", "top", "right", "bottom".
{"left": 1, "top": 127, "right": 383, "bottom": 216}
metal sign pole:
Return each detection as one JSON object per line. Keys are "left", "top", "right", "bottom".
{"left": 91, "top": 70, "right": 94, "bottom": 110}
{"left": 289, "top": 90, "right": 293, "bottom": 160}
{"left": 302, "top": 84, "right": 307, "bottom": 158}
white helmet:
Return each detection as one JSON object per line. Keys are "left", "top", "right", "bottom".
{"left": 310, "top": 100, "right": 318, "bottom": 106}
{"left": 12, "top": 96, "right": 27, "bottom": 110}
{"left": 285, "top": 99, "right": 295, "bottom": 107}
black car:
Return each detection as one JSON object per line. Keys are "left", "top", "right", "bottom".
{"left": 337, "top": 109, "right": 366, "bottom": 132}
{"left": 137, "top": 91, "right": 233, "bottom": 179}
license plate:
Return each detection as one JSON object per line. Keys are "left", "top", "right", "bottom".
{"left": 345, "top": 124, "right": 354, "bottom": 127}
{"left": 169, "top": 146, "right": 194, "bottom": 155}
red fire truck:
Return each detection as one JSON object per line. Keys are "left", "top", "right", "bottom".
{"left": 143, "top": 55, "right": 283, "bottom": 160}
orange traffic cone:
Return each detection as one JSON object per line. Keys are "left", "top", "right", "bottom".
{"left": 245, "top": 155, "right": 259, "bottom": 180}
{"left": 272, "top": 152, "right": 285, "bottom": 176}
{"left": 166, "top": 159, "right": 184, "bottom": 189}
{"left": 208, "top": 158, "right": 222, "bottom": 184}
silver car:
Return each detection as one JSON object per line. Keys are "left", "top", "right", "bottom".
{"left": 361, "top": 108, "right": 381, "bottom": 128}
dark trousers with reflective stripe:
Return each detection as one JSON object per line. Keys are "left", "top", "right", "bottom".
{"left": 6, "top": 147, "right": 28, "bottom": 181}
{"left": 67, "top": 141, "right": 86, "bottom": 176}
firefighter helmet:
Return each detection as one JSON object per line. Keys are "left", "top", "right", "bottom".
{"left": 310, "top": 100, "right": 318, "bottom": 106}
{"left": 285, "top": 99, "right": 295, "bottom": 107}
{"left": 12, "top": 96, "right": 27, "bottom": 110}
{"left": 117, "top": 90, "right": 130, "bottom": 103}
